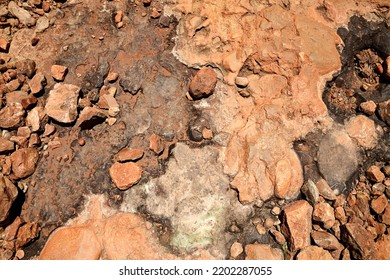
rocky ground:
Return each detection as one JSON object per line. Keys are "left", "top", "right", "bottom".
{"left": 0, "top": 0, "right": 390, "bottom": 260}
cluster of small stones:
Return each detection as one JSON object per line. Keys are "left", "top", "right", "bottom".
{"left": 229, "top": 164, "right": 390, "bottom": 260}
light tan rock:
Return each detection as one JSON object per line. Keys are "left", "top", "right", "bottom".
{"left": 114, "top": 148, "right": 144, "bottom": 162}
{"left": 0, "top": 103, "right": 25, "bottom": 129}
{"left": 313, "top": 202, "right": 335, "bottom": 229}
{"left": 281, "top": 200, "right": 312, "bottom": 252}
{"left": 45, "top": 83, "right": 80, "bottom": 123}
{"left": 316, "top": 178, "right": 337, "bottom": 200}
{"left": 29, "top": 72, "right": 46, "bottom": 94}
{"left": 40, "top": 226, "right": 101, "bottom": 260}
{"left": 245, "top": 244, "right": 284, "bottom": 260}
{"left": 230, "top": 241, "right": 243, "bottom": 258}
{"left": 0, "top": 138, "right": 15, "bottom": 153}
{"left": 345, "top": 115, "right": 378, "bottom": 149}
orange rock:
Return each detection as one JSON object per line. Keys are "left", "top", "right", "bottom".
{"left": 341, "top": 223, "right": 376, "bottom": 259}
{"left": 40, "top": 226, "right": 101, "bottom": 260}
{"left": 102, "top": 213, "right": 173, "bottom": 259}
{"left": 189, "top": 67, "right": 217, "bottom": 100}
{"left": 15, "top": 222, "right": 40, "bottom": 249}
{"left": 45, "top": 83, "right": 80, "bottom": 123}
{"left": 313, "top": 202, "right": 335, "bottom": 229}
{"left": 50, "top": 65, "right": 68, "bottom": 81}
{"left": 366, "top": 166, "right": 385, "bottom": 183}
{"left": 0, "top": 103, "right": 25, "bottom": 129}
{"left": 374, "top": 235, "right": 390, "bottom": 260}
{"left": 114, "top": 148, "right": 144, "bottom": 162}
{"left": 371, "top": 194, "right": 388, "bottom": 214}
{"left": 109, "top": 162, "right": 142, "bottom": 190}
{"left": 149, "top": 133, "right": 164, "bottom": 155}
{"left": 245, "top": 244, "right": 284, "bottom": 260}
{"left": 296, "top": 246, "right": 333, "bottom": 260}
{"left": 10, "top": 147, "right": 39, "bottom": 179}
{"left": 0, "top": 176, "right": 19, "bottom": 225}
{"left": 281, "top": 200, "right": 312, "bottom": 252}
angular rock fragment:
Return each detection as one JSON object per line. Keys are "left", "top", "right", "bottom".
{"left": 0, "top": 175, "right": 18, "bottom": 225}
{"left": 366, "top": 166, "right": 385, "bottom": 183}
{"left": 45, "top": 83, "right": 80, "bottom": 123}
{"left": 0, "top": 138, "right": 15, "bottom": 153}
{"left": 15, "top": 222, "right": 40, "bottom": 249}
{"left": 114, "top": 148, "right": 144, "bottom": 162}
{"left": 371, "top": 194, "right": 388, "bottom": 214}
{"left": 316, "top": 179, "right": 337, "bottom": 200}
{"left": 341, "top": 222, "right": 376, "bottom": 259}
{"left": 377, "top": 100, "right": 390, "bottom": 125}
{"left": 75, "top": 107, "right": 108, "bottom": 129}
{"left": 29, "top": 72, "right": 46, "bottom": 95}
{"left": 0, "top": 103, "right": 25, "bottom": 129}
{"left": 8, "top": 1, "right": 36, "bottom": 26}
{"left": 311, "top": 231, "right": 342, "bottom": 250}
{"left": 301, "top": 179, "right": 319, "bottom": 205}
{"left": 245, "top": 244, "right": 284, "bottom": 260}
{"left": 50, "top": 65, "right": 68, "bottom": 81}
{"left": 313, "top": 202, "right": 335, "bottom": 229}
{"left": 149, "top": 133, "right": 164, "bottom": 155}
{"left": 345, "top": 115, "right": 377, "bottom": 149}
{"left": 281, "top": 200, "right": 312, "bottom": 252}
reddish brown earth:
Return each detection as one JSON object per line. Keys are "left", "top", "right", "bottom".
{"left": 0, "top": 0, "right": 390, "bottom": 260}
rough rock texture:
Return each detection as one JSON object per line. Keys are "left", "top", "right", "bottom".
{"left": 45, "top": 83, "right": 80, "bottom": 123}
{"left": 296, "top": 246, "right": 334, "bottom": 260}
{"left": 188, "top": 67, "right": 217, "bottom": 100}
{"left": 341, "top": 223, "right": 376, "bottom": 259}
{"left": 0, "top": 176, "right": 19, "bottom": 225}
{"left": 317, "top": 130, "right": 358, "bottom": 187}
{"left": 313, "top": 202, "right": 336, "bottom": 229}
{"left": 281, "top": 200, "right": 313, "bottom": 252}
{"left": 122, "top": 143, "right": 252, "bottom": 257}
{"left": 245, "top": 244, "right": 284, "bottom": 260}
{"left": 345, "top": 115, "right": 378, "bottom": 149}
{"left": 10, "top": 148, "right": 39, "bottom": 179}
{"left": 109, "top": 162, "right": 142, "bottom": 190}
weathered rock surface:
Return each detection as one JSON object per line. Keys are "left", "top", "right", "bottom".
{"left": 8, "top": 1, "right": 36, "bottom": 26}
{"left": 40, "top": 226, "right": 101, "bottom": 260}
{"left": 45, "top": 83, "right": 80, "bottom": 123}
{"left": 281, "top": 200, "right": 312, "bottom": 252}
{"left": 0, "top": 176, "right": 18, "bottom": 225}
{"left": 317, "top": 130, "right": 358, "bottom": 187}
{"left": 10, "top": 147, "right": 39, "bottom": 179}
{"left": 311, "top": 231, "right": 342, "bottom": 250}
{"left": 341, "top": 223, "right": 376, "bottom": 259}
{"left": 345, "top": 115, "right": 378, "bottom": 149}
{"left": 109, "top": 162, "right": 142, "bottom": 191}
{"left": 245, "top": 244, "right": 284, "bottom": 260}
{"left": 313, "top": 202, "right": 336, "bottom": 229}
{"left": 188, "top": 67, "right": 217, "bottom": 100}
{"left": 296, "top": 246, "right": 333, "bottom": 260}
{"left": 0, "top": 103, "right": 25, "bottom": 129}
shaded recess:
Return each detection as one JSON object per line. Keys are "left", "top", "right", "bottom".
{"left": 295, "top": 16, "right": 390, "bottom": 195}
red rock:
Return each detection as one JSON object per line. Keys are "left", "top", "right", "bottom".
{"left": 149, "top": 133, "right": 164, "bottom": 155}
{"left": 0, "top": 38, "right": 9, "bottom": 52}
{"left": 245, "top": 244, "right": 284, "bottom": 260}
{"left": 28, "top": 133, "right": 41, "bottom": 147}
{"left": 313, "top": 202, "right": 335, "bottom": 229}
{"left": 355, "top": 192, "right": 370, "bottom": 219}
{"left": 0, "top": 175, "right": 19, "bottom": 225}
{"left": 15, "top": 59, "right": 36, "bottom": 79}
{"left": 311, "top": 231, "right": 342, "bottom": 250}
{"left": 316, "top": 178, "right": 337, "bottom": 200}
{"left": 381, "top": 205, "right": 390, "bottom": 225}
{"left": 0, "top": 103, "right": 25, "bottom": 129}
{"left": 374, "top": 235, "right": 390, "bottom": 260}
{"left": 10, "top": 147, "right": 39, "bottom": 179}
{"left": 334, "top": 206, "right": 347, "bottom": 224}
{"left": 371, "top": 194, "right": 388, "bottom": 214}
{"left": 359, "top": 100, "right": 376, "bottom": 116}
{"left": 377, "top": 100, "right": 390, "bottom": 125}
{"left": 366, "top": 166, "right": 385, "bottom": 183}
{"left": 109, "top": 162, "right": 142, "bottom": 190}
{"left": 341, "top": 223, "right": 376, "bottom": 259}
{"left": 50, "top": 65, "right": 68, "bottom": 81}
{"left": 21, "top": 95, "right": 38, "bottom": 109}
{"left": 281, "top": 200, "right": 312, "bottom": 252}
{"left": 40, "top": 226, "right": 101, "bottom": 260}
{"left": 3, "top": 217, "right": 24, "bottom": 241}
{"left": 102, "top": 213, "right": 172, "bottom": 259}
{"left": 114, "top": 148, "right": 144, "bottom": 162}
{"left": 75, "top": 107, "right": 108, "bottom": 129}
{"left": 296, "top": 246, "right": 333, "bottom": 260}
{"left": 15, "top": 222, "right": 40, "bottom": 249}
{"left": 0, "top": 137, "right": 15, "bottom": 153}
{"left": 45, "top": 83, "right": 80, "bottom": 123}
{"left": 189, "top": 67, "right": 217, "bottom": 100}
{"left": 42, "top": 1, "right": 50, "bottom": 12}
{"left": 28, "top": 72, "right": 46, "bottom": 94}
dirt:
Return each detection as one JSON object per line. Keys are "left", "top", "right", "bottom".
{"left": 1, "top": 0, "right": 390, "bottom": 260}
